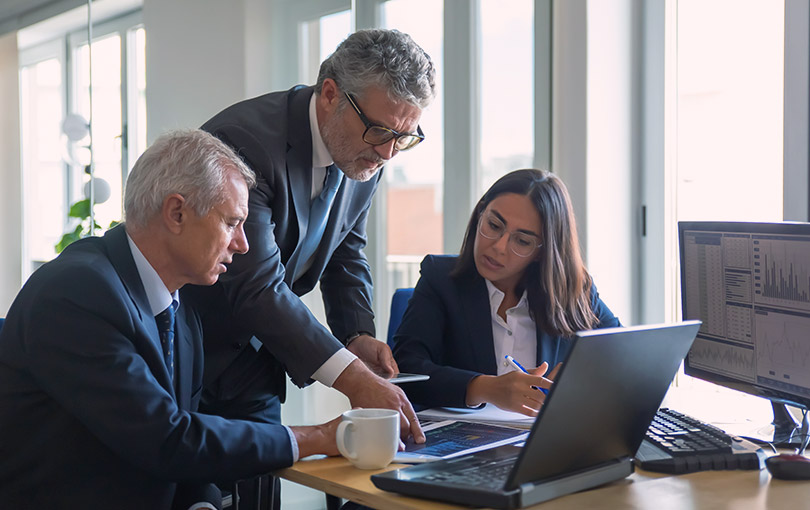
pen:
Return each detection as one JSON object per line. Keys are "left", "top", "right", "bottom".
{"left": 505, "top": 355, "right": 549, "bottom": 395}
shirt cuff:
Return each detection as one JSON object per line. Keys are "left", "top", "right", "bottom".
{"left": 311, "top": 347, "right": 358, "bottom": 387}
{"left": 188, "top": 503, "right": 217, "bottom": 510}
{"left": 285, "top": 425, "right": 300, "bottom": 462}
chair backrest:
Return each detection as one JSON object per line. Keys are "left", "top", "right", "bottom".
{"left": 386, "top": 288, "right": 414, "bottom": 347}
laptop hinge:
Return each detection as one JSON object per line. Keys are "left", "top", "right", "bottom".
{"left": 518, "top": 458, "right": 634, "bottom": 507}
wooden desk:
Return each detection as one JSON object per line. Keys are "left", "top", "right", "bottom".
{"left": 276, "top": 456, "right": 809, "bottom": 510}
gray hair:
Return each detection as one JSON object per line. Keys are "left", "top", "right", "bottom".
{"left": 315, "top": 29, "right": 436, "bottom": 109}
{"left": 124, "top": 129, "right": 256, "bottom": 229}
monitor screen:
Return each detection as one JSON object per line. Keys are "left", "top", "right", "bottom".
{"left": 679, "top": 221, "right": 810, "bottom": 410}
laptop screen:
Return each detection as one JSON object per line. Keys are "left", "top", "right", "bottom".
{"left": 506, "top": 322, "right": 700, "bottom": 489}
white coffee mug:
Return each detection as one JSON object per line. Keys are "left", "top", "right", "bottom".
{"left": 336, "top": 408, "right": 400, "bottom": 469}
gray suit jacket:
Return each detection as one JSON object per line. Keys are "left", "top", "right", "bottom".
{"left": 185, "top": 86, "right": 380, "bottom": 406}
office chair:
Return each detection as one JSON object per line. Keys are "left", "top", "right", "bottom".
{"left": 386, "top": 288, "right": 414, "bottom": 347}
{"left": 223, "top": 475, "right": 275, "bottom": 510}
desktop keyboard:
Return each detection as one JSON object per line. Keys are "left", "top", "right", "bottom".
{"left": 635, "top": 408, "right": 766, "bottom": 474}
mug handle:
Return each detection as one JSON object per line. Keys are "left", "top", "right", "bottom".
{"left": 336, "top": 420, "right": 358, "bottom": 461}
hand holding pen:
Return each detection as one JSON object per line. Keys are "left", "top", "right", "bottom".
{"left": 465, "top": 358, "right": 561, "bottom": 416}
{"left": 505, "top": 356, "right": 561, "bottom": 395}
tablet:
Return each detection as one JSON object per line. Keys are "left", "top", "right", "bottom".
{"left": 387, "top": 373, "right": 430, "bottom": 384}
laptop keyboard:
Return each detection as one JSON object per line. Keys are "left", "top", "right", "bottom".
{"left": 636, "top": 408, "right": 765, "bottom": 474}
{"left": 422, "top": 456, "right": 517, "bottom": 490}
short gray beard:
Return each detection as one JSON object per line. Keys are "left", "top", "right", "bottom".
{"left": 321, "top": 111, "right": 384, "bottom": 182}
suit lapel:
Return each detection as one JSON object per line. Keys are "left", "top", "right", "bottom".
{"left": 460, "top": 274, "right": 498, "bottom": 374}
{"left": 103, "top": 224, "right": 175, "bottom": 396}
{"left": 173, "top": 304, "right": 193, "bottom": 408}
{"left": 286, "top": 86, "right": 315, "bottom": 254}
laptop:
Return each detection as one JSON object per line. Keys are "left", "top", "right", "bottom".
{"left": 372, "top": 321, "right": 701, "bottom": 509}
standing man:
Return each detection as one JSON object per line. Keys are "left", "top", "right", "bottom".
{"left": 0, "top": 130, "right": 341, "bottom": 509}
{"left": 186, "top": 29, "right": 436, "bottom": 439}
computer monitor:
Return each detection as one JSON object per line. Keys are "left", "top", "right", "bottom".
{"left": 679, "top": 221, "right": 810, "bottom": 446}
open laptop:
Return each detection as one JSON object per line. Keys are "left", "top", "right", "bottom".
{"left": 372, "top": 321, "right": 701, "bottom": 509}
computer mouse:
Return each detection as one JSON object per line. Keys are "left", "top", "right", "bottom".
{"left": 765, "top": 454, "right": 810, "bottom": 481}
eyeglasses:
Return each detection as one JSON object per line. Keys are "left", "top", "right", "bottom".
{"left": 344, "top": 93, "right": 425, "bottom": 151}
{"left": 478, "top": 212, "right": 542, "bottom": 258}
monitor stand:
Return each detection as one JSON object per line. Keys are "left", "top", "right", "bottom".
{"left": 770, "top": 402, "right": 809, "bottom": 450}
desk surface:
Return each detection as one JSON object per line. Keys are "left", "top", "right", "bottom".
{"left": 277, "top": 455, "right": 809, "bottom": 510}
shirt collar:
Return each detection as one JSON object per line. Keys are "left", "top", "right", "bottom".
{"left": 126, "top": 233, "right": 179, "bottom": 316}
{"left": 309, "top": 93, "right": 333, "bottom": 168}
{"left": 484, "top": 279, "right": 529, "bottom": 313}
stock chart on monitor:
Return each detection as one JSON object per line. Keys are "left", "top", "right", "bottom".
{"left": 679, "top": 222, "right": 810, "bottom": 409}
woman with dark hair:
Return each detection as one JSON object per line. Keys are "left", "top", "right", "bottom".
{"left": 392, "top": 169, "right": 620, "bottom": 416}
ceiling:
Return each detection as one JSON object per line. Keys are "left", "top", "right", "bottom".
{"left": 0, "top": 0, "right": 85, "bottom": 37}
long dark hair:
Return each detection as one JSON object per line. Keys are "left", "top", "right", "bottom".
{"left": 452, "top": 169, "right": 597, "bottom": 337}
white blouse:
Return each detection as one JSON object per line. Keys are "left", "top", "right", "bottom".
{"left": 485, "top": 279, "right": 538, "bottom": 375}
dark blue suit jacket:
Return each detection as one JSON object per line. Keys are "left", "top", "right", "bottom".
{"left": 392, "top": 255, "right": 621, "bottom": 409}
{"left": 184, "top": 86, "right": 379, "bottom": 410}
{"left": 0, "top": 226, "right": 295, "bottom": 509}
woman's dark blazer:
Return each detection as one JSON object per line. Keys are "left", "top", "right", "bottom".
{"left": 392, "top": 255, "right": 621, "bottom": 409}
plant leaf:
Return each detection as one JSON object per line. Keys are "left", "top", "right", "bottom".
{"left": 68, "top": 199, "right": 91, "bottom": 219}
{"left": 55, "top": 230, "right": 82, "bottom": 253}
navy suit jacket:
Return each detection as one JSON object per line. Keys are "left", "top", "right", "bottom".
{"left": 184, "top": 86, "right": 379, "bottom": 406}
{"left": 392, "top": 255, "right": 621, "bottom": 409}
{"left": 0, "top": 226, "right": 295, "bottom": 509}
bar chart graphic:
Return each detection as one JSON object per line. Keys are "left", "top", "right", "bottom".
{"left": 753, "top": 237, "right": 810, "bottom": 311}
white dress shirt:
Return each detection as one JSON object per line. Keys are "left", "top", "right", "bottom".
{"left": 306, "top": 94, "right": 358, "bottom": 386}
{"left": 484, "top": 279, "right": 538, "bottom": 375}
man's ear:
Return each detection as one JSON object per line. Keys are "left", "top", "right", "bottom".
{"left": 162, "top": 193, "right": 186, "bottom": 234}
{"left": 319, "top": 78, "right": 340, "bottom": 113}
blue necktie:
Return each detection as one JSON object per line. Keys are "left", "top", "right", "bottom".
{"left": 155, "top": 301, "right": 178, "bottom": 381}
{"left": 289, "top": 165, "right": 344, "bottom": 281}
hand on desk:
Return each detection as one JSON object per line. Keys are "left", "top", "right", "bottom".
{"left": 333, "top": 359, "right": 425, "bottom": 444}
{"left": 292, "top": 416, "right": 343, "bottom": 458}
{"left": 347, "top": 334, "right": 398, "bottom": 377}
{"left": 466, "top": 362, "right": 561, "bottom": 417}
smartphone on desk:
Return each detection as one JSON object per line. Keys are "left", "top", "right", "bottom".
{"left": 386, "top": 373, "right": 429, "bottom": 384}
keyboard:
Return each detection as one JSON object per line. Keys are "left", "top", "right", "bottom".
{"left": 421, "top": 454, "right": 516, "bottom": 490}
{"left": 635, "top": 408, "right": 766, "bottom": 474}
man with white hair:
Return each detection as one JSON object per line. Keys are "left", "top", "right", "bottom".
{"left": 0, "top": 130, "right": 342, "bottom": 509}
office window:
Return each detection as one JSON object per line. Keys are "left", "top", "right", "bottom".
{"left": 299, "top": 10, "right": 352, "bottom": 85}
{"left": 127, "top": 27, "right": 147, "bottom": 172}
{"left": 18, "top": 12, "right": 146, "bottom": 275}
{"left": 382, "top": 0, "right": 445, "bottom": 289}
{"left": 479, "top": 0, "right": 534, "bottom": 195}
{"left": 675, "top": 0, "right": 784, "bottom": 222}
{"left": 73, "top": 33, "right": 124, "bottom": 229}
{"left": 665, "top": 0, "right": 786, "bottom": 423}
{"left": 19, "top": 48, "right": 66, "bottom": 267}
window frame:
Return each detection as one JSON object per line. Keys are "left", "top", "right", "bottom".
{"left": 273, "top": 0, "right": 552, "bottom": 334}
{"left": 17, "top": 10, "right": 143, "bottom": 275}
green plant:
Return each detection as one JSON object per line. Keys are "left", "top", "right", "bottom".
{"left": 55, "top": 199, "right": 119, "bottom": 253}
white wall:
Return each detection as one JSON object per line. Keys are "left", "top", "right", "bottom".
{"left": 0, "top": 31, "right": 23, "bottom": 315}
{"left": 143, "top": 0, "right": 248, "bottom": 141}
